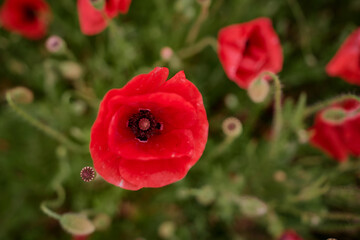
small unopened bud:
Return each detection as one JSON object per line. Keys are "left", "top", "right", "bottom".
{"left": 46, "top": 35, "right": 65, "bottom": 53}
{"left": 60, "top": 213, "right": 95, "bottom": 236}
{"left": 158, "top": 221, "right": 175, "bottom": 239}
{"left": 160, "top": 47, "right": 174, "bottom": 61}
{"left": 224, "top": 93, "right": 238, "bottom": 110}
{"left": 92, "top": 213, "right": 111, "bottom": 231}
{"left": 89, "top": 0, "right": 105, "bottom": 10}
{"left": 297, "top": 129, "right": 309, "bottom": 144}
{"left": 6, "top": 86, "right": 34, "bottom": 104}
{"left": 222, "top": 117, "right": 242, "bottom": 138}
{"left": 195, "top": 185, "right": 216, "bottom": 206}
{"left": 247, "top": 78, "right": 270, "bottom": 103}
{"left": 197, "top": 0, "right": 211, "bottom": 8}
{"left": 273, "top": 170, "right": 287, "bottom": 182}
{"left": 322, "top": 107, "right": 347, "bottom": 124}
{"left": 80, "top": 167, "right": 96, "bottom": 182}
{"left": 236, "top": 196, "right": 268, "bottom": 217}
{"left": 59, "top": 61, "right": 83, "bottom": 80}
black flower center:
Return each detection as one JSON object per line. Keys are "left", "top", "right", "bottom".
{"left": 127, "top": 109, "right": 162, "bottom": 142}
{"left": 23, "top": 5, "right": 37, "bottom": 22}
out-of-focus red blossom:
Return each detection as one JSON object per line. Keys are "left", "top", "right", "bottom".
{"left": 77, "top": 0, "right": 132, "bottom": 35}
{"left": 279, "top": 230, "right": 303, "bottom": 240}
{"left": 326, "top": 28, "right": 360, "bottom": 85}
{"left": 90, "top": 67, "right": 208, "bottom": 190}
{"left": 0, "top": 0, "right": 50, "bottom": 39}
{"left": 72, "top": 235, "right": 88, "bottom": 240}
{"left": 310, "top": 99, "right": 360, "bottom": 162}
{"left": 217, "top": 17, "right": 283, "bottom": 89}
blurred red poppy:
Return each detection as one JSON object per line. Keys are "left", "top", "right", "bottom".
{"left": 90, "top": 67, "right": 208, "bottom": 190}
{"left": 218, "top": 17, "right": 283, "bottom": 89}
{"left": 326, "top": 28, "right": 360, "bottom": 85}
{"left": 77, "top": 0, "right": 132, "bottom": 35}
{"left": 0, "top": 0, "right": 50, "bottom": 39}
{"left": 310, "top": 99, "right": 360, "bottom": 162}
{"left": 279, "top": 230, "right": 303, "bottom": 240}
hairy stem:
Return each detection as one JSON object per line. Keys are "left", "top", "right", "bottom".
{"left": 304, "top": 94, "right": 360, "bottom": 117}
{"left": 178, "top": 36, "right": 218, "bottom": 59}
{"left": 186, "top": 1, "right": 210, "bottom": 44}
{"left": 6, "top": 93, "right": 87, "bottom": 153}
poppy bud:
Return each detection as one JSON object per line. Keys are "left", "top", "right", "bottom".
{"left": 224, "top": 94, "right": 238, "bottom": 110}
{"left": 160, "top": 47, "right": 174, "bottom": 61}
{"left": 60, "top": 213, "right": 95, "bottom": 236}
{"left": 235, "top": 196, "right": 268, "bottom": 217}
{"left": 92, "top": 213, "right": 111, "bottom": 231}
{"left": 45, "top": 35, "right": 65, "bottom": 54}
{"left": 89, "top": 0, "right": 105, "bottom": 10}
{"left": 158, "top": 221, "right": 175, "bottom": 239}
{"left": 194, "top": 185, "right": 216, "bottom": 206}
{"left": 247, "top": 78, "right": 270, "bottom": 103}
{"left": 197, "top": 0, "right": 211, "bottom": 8}
{"left": 59, "top": 61, "right": 84, "bottom": 80}
{"left": 6, "top": 86, "right": 34, "bottom": 104}
{"left": 273, "top": 170, "right": 287, "bottom": 182}
{"left": 222, "top": 117, "right": 242, "bottom": 138}
{"left": 322, "top": 107, "right": 347, "bottom": 124}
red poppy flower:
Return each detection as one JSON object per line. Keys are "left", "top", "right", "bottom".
{"left": 77, "top": 0, "right": 132, "bottom": 35}
{"left": 310, "top": 99, "right": 360, "bottom": 162}
{"left": 326, "top": 28, "right": 360, "bottom": 85}
{"left": 279, "top": 230, "right": 303, "bottom": 240}
{"left": 90, "top": 67, "right": 208, "bottom": 190}
{"left": 0, "top": 0, "right": 50, "bottom": 39}
{"left": 218, "top": 17, "right": 283, "bottom": 89}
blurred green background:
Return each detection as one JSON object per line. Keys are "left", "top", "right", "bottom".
{"left": 1, "top": 0, "right": 360, "bottom": 239}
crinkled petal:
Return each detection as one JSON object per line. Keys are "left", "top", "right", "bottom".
{"left": 119, "top": 156, "right": 192, "bottom": 188}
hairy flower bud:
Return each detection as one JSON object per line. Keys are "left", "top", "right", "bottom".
{"left": 60, "top": 213, "right": 95, "bottom": 236}
{"left": 158, "top": 221, "right": 175, "bottom": 239}
{"left": 92, "top": 213, "right": 111, "bottom": 231}
{"left": 59, "top": 61, "right": 84, "bottom": 80}
{"left": 6, "top": 86, "right": 34, "bottom": 104}
{"left": 247, "top": 78, "right": 270, "bottom": 103}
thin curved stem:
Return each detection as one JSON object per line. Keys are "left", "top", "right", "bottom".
{"left": 261, "top": 71, "right": 283, "bottom": 141}
{"left": 304, "top": 94, "right": 360, "bottom": 118}
{"left": 186, "top": 1, "right": 210, "bottom": 44}
{"left": 178, "top": 36, "right": 218, "bottom": 59}
{"left": 40, "top": 185, "right": 65, "bottom": 220}
{"left": 6, "top": 93, "right": 88, "bottom": 153}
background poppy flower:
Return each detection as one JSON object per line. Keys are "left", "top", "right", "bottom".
{"left": 218, "top": 17, "right": 283, "bottom": 89}
{"left": 310, "top": 99, "right": 360, "bottom": 162}
{"left": 90, "top": 67, "right": 208, "bottom": 190}
{"left": 0, "top": 0, "right": 50, "bottom": 39}
{"left": 326, "top": 28, "right": 360, "bottom": 85}
{"left": 279, "top": 230, "right": 303, "bottom": 240}
{"left": 77, "top": 0, "right": 132, "bottom": 35}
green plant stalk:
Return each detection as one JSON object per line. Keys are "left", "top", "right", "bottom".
{"left": 40, "top": 185, "right": 65, "bottom": 220}
{"left": 6, "top": 93, "right": 87, "bottom": 153}
{"left": 186, "top": 1, "right": 210, "bottom": 44}
{"left": 262, "top": 71, "right": 283, "bottom": 141}
{"left": 178, "top": 36, "right": 218, "bottom": 59}
{"left": 304, "top": 94, "right": 360, "bottom": 117}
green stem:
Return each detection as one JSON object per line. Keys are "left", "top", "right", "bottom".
{"left": 40, "top": 202, "right": 61, "bottom": 220}
{"left": 186, "top": 1, "right": 210, "bottom": 44}
{"left": 261, "top": 72, "right": 283, "bottom": 141}
{"left": 6, "top": 93, "right": 87, "bottom": 153}
{"left": 178, "top": 36, "right": 218, "bottom": 59}
{"left": 40, "top": 185, "right": 65, "bottom": 220}
{"left": 206, "top": 136, "right": 236, "bottom": 161}
{"left": 304, "top": 94, "right": 360, "bottom": 117}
